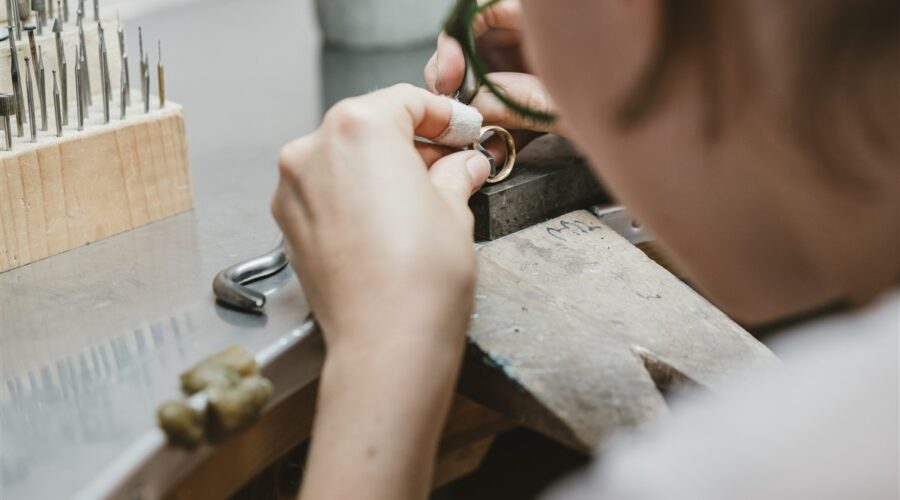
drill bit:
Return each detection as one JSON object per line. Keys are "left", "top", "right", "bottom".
{"left": 77, "top": 18, "right": 91, "bottom": 105}
{"left": 52, "top": 69, "right": 61, "bottom": 137}
{"left": 0, "top": 93, "right": 16, "bottom": 151}
{"left": 2, "top": 26, "right": 24, "bottom": 136}
{"left": 10, "top": 0, "right": 21, "bottom": 40}
{"left": 75, "top": 43, "right": 87, "bottom": 120}
{"left": 119, "top": 62, "right": 126, "bottom": 119}
{"left": 24, "top": 24, "right": 37, "bottom": 82}
{"left": 75, "top": 47, "right": 83, "bottom": 130}
{"left": 117, "top": 13, "right": 130, "bottom": 107}
{"left": 53, "top": 15, "right": 68, "bottom": 125}
{"left": 142, "top": 53, "right": 149, "bottom": 113}
{"left": 92, "top": 0, "right": 96, "bottom": 21}
{"left": 138, "top": 26, "right": 145, "bottom": 102}
{"left": 32, "top": 0, "right": 44, "bottom": 35}
{"left": 100, "top": 43, "right": 109, "bottom": 123}
{"left": 157, "top": 40, "right": 164, "bottom": 109}
{"left": 98, "top": 21, "right": 110, "bottom": 100}
{"left": 62, "top": 0, "right": 68, "bottom": 22}
{"left": 47, "top": 0, "right": 52, "bottom": 19}
{"left": 24, "top": 56, "right": 36, "bottom": 142}
{"left": 37, "top": 47, "right": 47, "bottom": 131}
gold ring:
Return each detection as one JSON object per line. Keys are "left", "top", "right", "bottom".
{"left": 473, "top": 126, "right": 516, "bottom": 184}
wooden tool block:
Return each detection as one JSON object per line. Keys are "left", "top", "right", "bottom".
{"left": 0, "top": 100, "right": 193, "bottom": 272}
{"left": 462, "top": 210, "right": 778, "bottom": 450}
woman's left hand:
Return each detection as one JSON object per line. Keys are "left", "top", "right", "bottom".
{"left": 271, "top": 83, "right": 491, "bottom": 360}
{"left": 273, "top": 83, "right": 492, "bottom": 500}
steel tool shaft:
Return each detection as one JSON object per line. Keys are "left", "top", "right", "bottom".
{"left": 53, "top": 16, "right": 68, "bottom": 125}
{"left": 75, "top": 46, "right": 83, "bottom": 130}
{"left": 24, "top": 56, "right": 36, "bottom": 142}
{"left": 0, "top": 93, "right": 16, "bottom": 150}
{"left": 38, "top": 47, "right": 47, "bottom": 131}
{"left": 77, "top": 18, "right": 91, "bottom": 105}
{"left": 142, "top": 54, "right": 149, "bottom": 113}
{"left": 52, "top": 69, "right": 61, "bottom": 137}
{"left": 157, "top": 40, "right": 164, "bottom": 108}
{"left": 100, "top": 43, "right": 109, "bottom": 123}
{"left": 3, "top": 26, "right": 24, "bottom": 136}
{"left": 118, "top": 16, "right": 130, "bottom": 107}
{"left": 25, "top": 24, "right": 37, "bottom": 83}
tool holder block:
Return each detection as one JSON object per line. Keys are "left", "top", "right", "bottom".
{"left": 0, "top": 99, "right": 193, "bottom": 272}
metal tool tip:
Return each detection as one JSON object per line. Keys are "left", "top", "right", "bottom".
{"left": 52, "top": 17, "right": 62, "bottom": 32}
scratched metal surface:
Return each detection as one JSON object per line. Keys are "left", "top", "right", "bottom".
{"left": 0, "top": 0, "right": 437, "bottom": 498}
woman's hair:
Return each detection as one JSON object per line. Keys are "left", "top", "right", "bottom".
{"left": 616, "top": 0, "right": 899, "bottom": 186}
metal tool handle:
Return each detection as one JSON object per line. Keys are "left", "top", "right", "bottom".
{"left": 212, "top": 236, "right": 289, "bottom": 312}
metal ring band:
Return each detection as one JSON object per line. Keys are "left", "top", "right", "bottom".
{"left": 474, "top": 126, "right": 516, "bottom": 184}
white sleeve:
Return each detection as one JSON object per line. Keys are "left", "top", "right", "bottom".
{"left": 542, "top": 291, "right": 900, "bottom": 500}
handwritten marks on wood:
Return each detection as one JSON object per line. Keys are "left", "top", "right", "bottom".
{"left": 465, "top": 211, "right": 778, "bottom": 451}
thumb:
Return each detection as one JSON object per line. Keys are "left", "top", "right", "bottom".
{"left": 429, "top": 150, "right": 490, "bottom": 217}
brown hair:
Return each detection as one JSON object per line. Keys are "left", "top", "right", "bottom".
{"left": 615, "top": 0, "right": 899, "bottom": 185}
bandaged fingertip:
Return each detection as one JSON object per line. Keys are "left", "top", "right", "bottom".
{"left": 432, "top": 97, "right": 484, "bottom": 148}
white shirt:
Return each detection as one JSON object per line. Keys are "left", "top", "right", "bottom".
{"left": 545, "top": 290, "right": 900, "bottom": 500}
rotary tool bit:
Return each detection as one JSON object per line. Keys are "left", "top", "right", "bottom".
{"left": 52, "top": 69, "right": 61, "bottom": 137}
{"left": 142, "top": 54, "right": 149, "bottom": 113}
{"left": 31, "top": 0, "right": 44, "bottom": 34}
{"left": 119, "top": 62, "right": 126, "bottom": 119}
{"left": 157, "top": 40, "right": 164, "bottom": 108}
{"left": 2, "top": 27, "right": 24, "bottom": 136}
{"left": 37, "top": 47, "right": 47, "bottom": 131}
{"left": 10, "top": 0, "right": 22, "bottom": 40}
{"left": 92, "top": 0, "right": 96, "bottom": 22}
{"left": 62, "top": 0, "right": 68, "bottom": 22}
{"left": 53, "top": 16, "right": 68, "bottom": 125}
{"left": 0, "top": 93, "right": 16, "bottom": 150}
{"left": 77, "top": 18, "right": 91, "bottom": 105}
{"left": 138, "top": 26, "right": 145, "bottom": 101}
{"left": 74, "top": 47, "right": 83, "bottom": 130}
{"left": 98, "top": 21, "right": 110, "bottom": 101}
{"left": 24, "top": 24, "right": 37, "bottom": 82}
{"left": 24, "top": 56, "right": 36, "bottom": 142}
{"left": 100, "top": 44, "right": 109, "bottom": 123}
{"left": 75, "top": 44, "right": 88, "bottom": 120}
{"left": 118, "top": 15, "right": 130, "bottom": 107}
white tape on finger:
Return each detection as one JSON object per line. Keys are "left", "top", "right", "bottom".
{"left": 432, "top": 98, "right": 484, "bottom": 148}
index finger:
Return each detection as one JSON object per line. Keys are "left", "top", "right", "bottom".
{"left": 354, "top": 84, "right": 481, "bottom": 146}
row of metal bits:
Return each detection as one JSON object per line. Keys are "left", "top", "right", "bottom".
{"left": 1, "top": 18, "right": 168, "bottom": 151}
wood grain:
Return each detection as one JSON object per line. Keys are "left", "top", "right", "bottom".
{"left": 465, "top": 211, "right": 779, "bottom": 450}
{"left": 0, "top": 104, "right": 193, "bottom": 272}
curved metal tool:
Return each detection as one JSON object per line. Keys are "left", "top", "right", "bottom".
{"left": 213, "top": 236, "right": 289, "bottom": 312}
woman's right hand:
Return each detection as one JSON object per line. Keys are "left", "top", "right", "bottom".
{"left": 424, "top": 0, "right": 561, "bottom": 135}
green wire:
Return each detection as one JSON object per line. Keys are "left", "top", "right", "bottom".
{"left": 444, "top": 0, "right": 556, "bottom": 124}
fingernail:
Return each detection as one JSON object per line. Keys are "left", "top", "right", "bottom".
{"left": 424, "top": 54, "right": 437, "bottom": 92}
{"left": 466, "top": 152, "right": 490, "bottom": 185}
{"left": 432, "top": 52, "right": 441, "bottom": 93}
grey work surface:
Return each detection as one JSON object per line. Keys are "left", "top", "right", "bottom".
{"left": 0, "top": 1, "right": 439, "bottom": 498}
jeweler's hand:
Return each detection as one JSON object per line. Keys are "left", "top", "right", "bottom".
{"left": 424, "top": 0, "right": 560, "bottom": 135}
{"left": 272, "top": 83, "right": 489, "bottom": 356}
{"left": 273, "top": 84, "right": 491, "bottom": 500}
